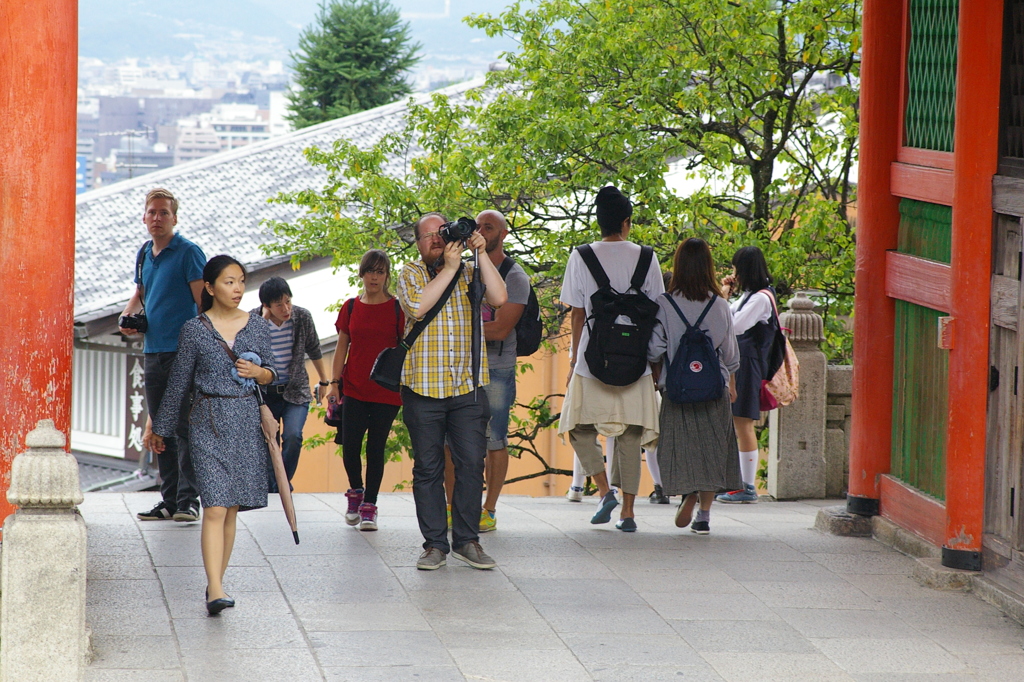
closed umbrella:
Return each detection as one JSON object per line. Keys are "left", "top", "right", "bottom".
{"left": 258, "top": 395, "right": 299, "bottom": 544}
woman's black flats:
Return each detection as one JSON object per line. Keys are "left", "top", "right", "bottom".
{"left": 206, "top": 598, "right": 232, "bottom": 616}
{"left": 205, "top": 587, "right": 236, "bottom": 615}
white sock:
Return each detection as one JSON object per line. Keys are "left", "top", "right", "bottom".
{"left": 645, "top": 446, "right": 662, "bottom": 487}
{"left": 739, "top": 449, "right": 758, "bottom": 488}
{"left": 571, "top": 454, "right": 585, "bottom": 489}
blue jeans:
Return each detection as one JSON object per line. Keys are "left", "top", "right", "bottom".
{"left": 483, "top": 366, "right": 517, "bottom": 451}
{"left": 263, "top": 392, "right": 309, "bottom": 490}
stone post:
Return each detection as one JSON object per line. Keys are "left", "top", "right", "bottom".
{"left": 1, "top": 420, "right": 88, "bottom": 682}
{"left": 768, "top": 292, "right": 828, "bottom": 499}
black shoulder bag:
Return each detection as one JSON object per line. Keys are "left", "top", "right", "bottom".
{"left": 370, "top": 264, "right": 464, "bottom": 392}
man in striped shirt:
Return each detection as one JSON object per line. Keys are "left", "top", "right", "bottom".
{"left": 397, "top": 212, "right": 507, "bottom": 572}
{"left": 255, "top": 277, "right": 330, "bottom": 490}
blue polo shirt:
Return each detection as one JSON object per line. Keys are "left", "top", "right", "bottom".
{"left": 134, "top": 233, "right": 207, "bottom": 353}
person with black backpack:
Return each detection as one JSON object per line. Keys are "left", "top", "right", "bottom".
{"left": 648, "top": 238, "right": 742, "bottom": 535}
{"left": 475, "top": 209, "right": 539, "bottom": 532}
{"left": 558, "top": 186, "right": 664, "bottom": 532}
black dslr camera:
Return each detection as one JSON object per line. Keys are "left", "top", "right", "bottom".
{"left": 439, "top": 217, "right": 478, "bottom": 244}
{"left": 119, "top": 313, "right": 148, "bottom": 334}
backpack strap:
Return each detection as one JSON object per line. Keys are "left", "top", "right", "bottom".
{"left": 694, "top": 294, "right": 718, "bottom": 327}
{"left": 664, "top": 293, "right": 718, "bottom": 332}
{"left": 498, "top": 256, "right": 514, "bottom": 280}
{"left": 136, "top": 240, "right": 152, "bottom": 311}
{"left": 630, "top": 246, "right": 655, "bottom": 293}
{"left": 663, "top": 294, "right": 694, "bottom": 331}
{"left": 576, "top": 244, "right": 611, "bottom": 289}
{"left": 393, "top": 298, "right": 402, "bottom": 341}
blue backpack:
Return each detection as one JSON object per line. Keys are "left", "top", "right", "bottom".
{"left": 664, "top": 294, "right": 724, "bottom": 404}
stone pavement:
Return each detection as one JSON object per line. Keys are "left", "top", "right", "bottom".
{"left": 83, "top": 492, "right": 1024, "bottom": 681}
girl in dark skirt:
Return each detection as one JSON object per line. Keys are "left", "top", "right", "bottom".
{"left": 718, "top": 246, "right": 779, "bottom": 503}
{"left": 152, "top": 255, "right": 278, "bottom": 615}
{"left": 648, "top": 238, "right": 741, "bottom": 534}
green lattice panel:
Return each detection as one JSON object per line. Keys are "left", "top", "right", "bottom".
{"left": 890, "top": 199, "right": 951, "bottom": 501}
{"left": 905, "top": 0, "right": 959, "bottom": 152}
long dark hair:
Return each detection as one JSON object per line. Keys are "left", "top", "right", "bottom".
{"left": 668, "top": 238, "right": 722, "bottom": 301}
{"left": 731, "top": 246, "right": 772, "bottom": 293}
{"left": 200, "top": 255, "right": 246, "bottom": 313}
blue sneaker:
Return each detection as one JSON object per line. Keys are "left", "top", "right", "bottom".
{"left": 715, "top": 484, "right": 758, "bottom": 504}
{"left": 590, "top": 491, "right": 619, "bottom": 524}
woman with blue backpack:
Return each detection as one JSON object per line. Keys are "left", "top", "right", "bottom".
{"left": 648, "top": 238, "right": 741, "bottom": 534}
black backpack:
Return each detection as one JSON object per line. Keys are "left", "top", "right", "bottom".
{"left": 576, "top": 244, "right": 660, "bottom": 386}
{"left": 497, "top": 257, "right": 543, "bottom": 357}
{"left": 663, "top": 294, "right": 724, "bottom": 404}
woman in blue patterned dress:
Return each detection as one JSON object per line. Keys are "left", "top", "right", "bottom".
{"left": 151, "top": 255, "right": 277, "bottom": 615}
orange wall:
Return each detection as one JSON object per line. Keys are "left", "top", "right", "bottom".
{"left": 290, "top": 344, "right": 658, "bottom": 498}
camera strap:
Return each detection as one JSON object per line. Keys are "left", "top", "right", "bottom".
{"left": 401, "top": 263, "right": 464, "bottom": 350}
{"left": 135, "top": 240, "right": 152, "bottom": 313}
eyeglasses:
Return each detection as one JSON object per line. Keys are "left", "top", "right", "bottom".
{"left": 417, "top": 231, "right": 442, "bottom": 241}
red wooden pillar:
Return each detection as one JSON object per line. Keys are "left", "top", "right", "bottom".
{"left": 944, "top": 0, "right": 1003, "bottom": 571}
{"left": 848, "top": 0, "right": 904, "bottom": 516}
{"left": 0, "top": 1, "right": 78, "bottom": 521}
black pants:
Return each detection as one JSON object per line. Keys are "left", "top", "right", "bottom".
{"left": 402, "top": 387, "right": 489, "bottom": 553}
{"left": 144, "top": 352, "right": 199, "bottom": 512}
{"left": 342, "top": 396, "right": 401, "bottom": 505}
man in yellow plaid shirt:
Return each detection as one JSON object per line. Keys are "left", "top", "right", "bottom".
{"left": 397, "top": 212, "right": 507, "bottom": 571}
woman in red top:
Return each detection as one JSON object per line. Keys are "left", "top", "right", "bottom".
{"left": 327, "top": 249, "right": 404, "bottom": 531}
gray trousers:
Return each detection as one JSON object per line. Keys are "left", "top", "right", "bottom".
{"left": 402, "top": 387, "right": 490, "bottom": 553}
{"left": 144, "top": 352, "right": 198, "bottom": 512}
{"left": 569, "top": 424, "right": 643, "bottom": 496}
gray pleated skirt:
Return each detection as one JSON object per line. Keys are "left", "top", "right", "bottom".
{"left": 659, "top": 391, "right": 743, "bottom": 496}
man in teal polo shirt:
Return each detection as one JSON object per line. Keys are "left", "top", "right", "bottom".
{"left": 119, "top": 188, "right": 207, "bottom": 523}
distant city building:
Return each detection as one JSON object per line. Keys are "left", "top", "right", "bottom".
{"left": 76, "top": 139, "right": 94, "bottom": 194}
{"left": 173, "top": 127, "right": 222, "bottom": 164}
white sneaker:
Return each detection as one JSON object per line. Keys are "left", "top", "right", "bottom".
{"left": 565, "top": 486, "right": 584, "bottom": 502}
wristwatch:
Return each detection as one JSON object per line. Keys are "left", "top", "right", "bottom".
{"left": 318, "top": 381, "right": 330, "bottom": 386}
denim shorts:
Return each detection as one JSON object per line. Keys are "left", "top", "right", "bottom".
{"left": 483, "top": 366, "right": 517, "bottom": 450}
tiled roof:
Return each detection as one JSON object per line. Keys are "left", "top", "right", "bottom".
{"left": 74, "top": 78, "right": 486, "bottom": 323}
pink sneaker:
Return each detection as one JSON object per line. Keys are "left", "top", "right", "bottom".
{"left": 358, "top": 502, "right": 378, "bottom": 531}
{"left": 345, "top": 488, "right": 363, "bottom": 526}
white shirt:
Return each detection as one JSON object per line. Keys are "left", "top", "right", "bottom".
{"left": 730, "top": 290, "right": 774, "bottom": 336}
{"left": 560, "top": 241, "right": 665, "bottom": 379}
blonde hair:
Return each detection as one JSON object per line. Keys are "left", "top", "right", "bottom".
{"left": 145, "top": 188, "right": 178, "bottom": 215}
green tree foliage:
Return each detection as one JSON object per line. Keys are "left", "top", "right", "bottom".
{"left": 269, "top": 0, "right": 861, "bottom": 481}
{"left": 269, "top": 0, "right": 860, "bottom": 359}
{"left": 286, "top": 0, "right": 421, "bottom": 129}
